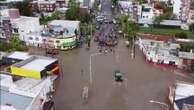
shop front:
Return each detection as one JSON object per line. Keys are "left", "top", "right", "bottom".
{"left": 54, "top": 36, "right": 77, "bottom": 50}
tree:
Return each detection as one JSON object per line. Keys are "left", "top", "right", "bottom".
{"left": 14, "top": 1, "right": 32, "bottom": 16}
{"left": 111, "top": 0, "right": 118, "bottom": 7}
{"left": 175, "top": 32, "right": 188, "bottom": 39}
{"left": 9, "top": 36, "right": 28, "bottom": 51}
{"left": 117, "top": 15, "right": 139, "bottom": 41}
{"left": 0, "top": 36, "right": 28, "bottom": 52}
{"left": 66, "top": 0, "right": 79, "bottom": 20}
{"left": 137, "top": 0, "right": 144, "bottom": 4}
{"left": 51, "top": 11, "right": 62, "bottom": 20}
{"left": 153, "top": 15, "right": 165, "bottom": 25}
{"left": 40, "top": 11, "right": 63, "bottom": 25}
{"left": 189, "top": 23, "right": 194, "bottom": 33}
{"left": 180, "top": 43, "right": 194, "bottom": 52}
{"left": 117, "top": 15, "right": 129, "bottom": 34}
{"left": 126, "top": 20, "right": 139, "bottom": 42}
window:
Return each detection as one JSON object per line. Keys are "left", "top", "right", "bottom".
{"left": 13, "top": 28, "right": 18, "bottom": 33}
{"left": 35, "top": 37, "right": 39, "bottom": 41}
{"left": 56, "top": 40, "right": 60, "bottom": 43}
{"left": 29, "top": 37, "right": 33, "bottom": 40}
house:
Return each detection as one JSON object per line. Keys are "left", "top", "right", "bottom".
{"left": 78, "top": 0, "right": 95, "bottom": 9}
{"left": 0, "top": 8, "right": 20, "bottom": 19}
{"left": 0, "top": 73, "right": 54, "bottom": 110}
{"left": 10, "top": 55, "right": 59, "bottom": 79}
{"left": 172, "top": 0, "right": 182, "bottom": 19}
{"left": 132, "top": 3, "right": 142, "bottom": 22}
{"left": 187, "top": 2, "right": 194, "bottom": 24}
{"left": 180, "top": 0, "right": 191, "bottom": 23}
{"left": 118, "top": 0, "right": 133, "bottom": 14}
{"left": 30, "top": 0, "right": 56, "bottom": 12}
{"left": 2, "top": 51, "right": 32, "bottom": 65}
{"left": 178, "top": 52, "right": 194, "bottom": 70}
{"left": 41, "top": 20, "right": 80, "bottom": 50}
{"left": 137, "top": 33, "right": 181, "bottom": 67}
{"left": 141, "top": 4, "right": 155, "bottom": 19}
{"left": 172, "top": 0, "right": 191, "bottom": 23}
{"left": 0, "top": 16, "right": 12, "bottom": 41}
{"left": 169, "top": 82, "right": 194, "bottom": 110}
{"left": 137, "top": 3, "right": 161, "bottom": 25}
{"left": 11, "top": 16, "right": 41, "bottom": 41}
{"left": 25, "top": 32, "right": 43, "bottom": 47}
{"left": 56, "top": 0, "right": 68, "bottom": 8}
{"left": 2, "top": 51, "right": 59, "bottom": 79}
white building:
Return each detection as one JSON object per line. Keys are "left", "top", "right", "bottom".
{"left": 0, "top": 73, "right": 54, "bottom": 110}
{"left": 141, "top": 4, "right": 157, "bottom": 20}
{"left": 169, "top": 82, "right": 194, "bottom": 110}
{"left": 173, "top": 0, "right": 191, "bottom": 22}
{"left": 173, "top": 0, "right": 181, "bottom": 18}
{"left": 137, "top": 36, "right": 181, "bottom": 66}
{"left": 5, "top": 0, "right": 23, "bottom": 2}
{"left": 11, "top": 16, "right": 41, "bottom": 41}
{"left": 118, "top": 1, "right": 133, "bottom": 14}
{"left": 118, "top": 1, "right": 142, "bottom": 22}
{"left": 25, "top": 32, "right": 43, "bottom": 47}
{"left": 77, "top": 0, "right": 95, "bottom": 9}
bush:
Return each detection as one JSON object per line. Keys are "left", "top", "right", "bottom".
{"left": 175, "top": 32, "right": 188, "bottom": 39}
{"left": 180, "top": 43, "right": 194, "bottom": 52}
{"left": 0, "top": 37, "right": 28, "bottom": 52}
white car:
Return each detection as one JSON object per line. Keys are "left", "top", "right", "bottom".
{"left": 113, "top": 19, "right": 116, "bottom": 24}
{"left": 96, "top": 16, "right": 104, "bottom": 22}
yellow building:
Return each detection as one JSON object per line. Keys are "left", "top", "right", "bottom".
{"left": 10, "top": 55, "right": 58, "bottom": 79}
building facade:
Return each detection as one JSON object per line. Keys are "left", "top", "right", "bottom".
{"left": 41, "top": 20, "right": 80, "bottom": 50}
{"left": 0, "top": 17, "right": 12, "bottom": 41}
{"left": 31, "top": 1, "right": 56, "bottom": 12}
{"left": 173, "top": 0, "right": 191, "bottom": 22}
{"left": 11, "top": 16, "right": 41, "bottom": 41}
{"left": 0, "top": 73, "right": 55, "bottom": 110}
{"left": 180, "top": 0, "right": 191, "bottom": 23}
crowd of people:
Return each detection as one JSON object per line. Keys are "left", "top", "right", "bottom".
{"left": 95, "top": 21, "right": 118, "bottom": 53}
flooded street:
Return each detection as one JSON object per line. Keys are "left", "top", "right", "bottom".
{"left": 28, "top": 0, "right": 194, "bottom": 109}
{"left": 49, "top": 38, "right": 193, "bottom": 110}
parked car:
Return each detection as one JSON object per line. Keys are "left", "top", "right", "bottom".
{"left": 96, "top": 25, "right": 100, "bottom": 30}
{"left": 113, "top": 19, "right": 116, "bottom": 24}
{"left": 96, "top": 16, "right": 104, "bottom": 22}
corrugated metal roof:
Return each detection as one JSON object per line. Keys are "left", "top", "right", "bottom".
{"left": 0, "top": 88, "right": 33, "bottom": 110}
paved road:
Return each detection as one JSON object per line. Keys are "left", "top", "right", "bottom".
{"left": 95, "top": 0, "right": 117, "bottom": 47}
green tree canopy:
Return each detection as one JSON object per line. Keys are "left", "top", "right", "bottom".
{"left": 117, "top": 15, "right": 139, "bottom": 41}
{"left": 111, "top": 0, "right": 118, "bottom": 7}
{"left": 65, "top": 0, "right": 79, "bottom": 20}
{"left": 189, "top": 23, "right": 194, "bottom": 33}
{"left": 180, "top": 43, "right": 194, "bottom": 52}
{"left": 0, "top": 37, "right": 28, "bottom": 52}
{"left": 126, "top": 20, "right": 139, "bottom": 41}
{"left": 175, "top": 32, "right": 188, "bottom": 39}
{"left": 40, "top": 11, "right": 63, "bottom": 25}
{"left": 14, "top": 1, "right": 32, "bottom": 16}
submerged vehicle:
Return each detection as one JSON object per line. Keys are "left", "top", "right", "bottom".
{"left": 114, "top": 70, "right": 124, "bottom": 82}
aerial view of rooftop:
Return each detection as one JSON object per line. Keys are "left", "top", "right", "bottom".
{"left": 0, "top": 0, "right": 194, "bottom": 110}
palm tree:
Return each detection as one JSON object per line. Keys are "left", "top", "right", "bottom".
{"left": 118, "top": 15, "right": 139, "bottom": 58}
{"left": 126, "top": 20, "right": 139, "bottom": 58}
